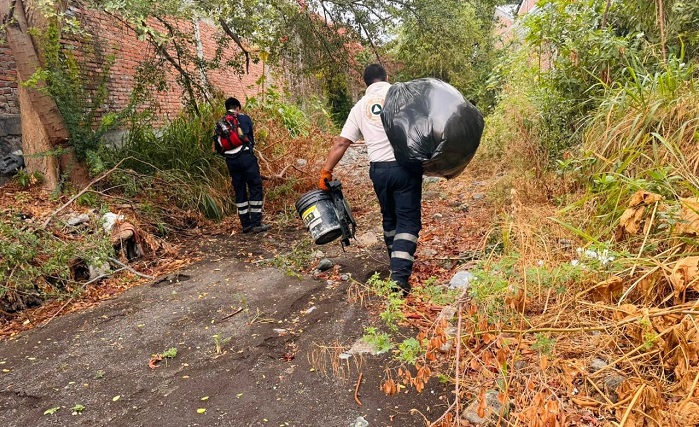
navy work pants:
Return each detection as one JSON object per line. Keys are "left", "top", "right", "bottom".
{"left": 369, "top": 161, "right": 422, "bottom": 287}
{"left": 225, "top": 149, "right": 264, "bottom": 229}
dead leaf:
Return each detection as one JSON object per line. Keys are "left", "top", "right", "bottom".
{"left": 669, "top": 257, "right": 699, "bottom": 297}
{"left": 571, "top": 396, "right": 601, "bottom": 407}
{"left": 618, "top": 206, "right": 645, "bottom": 235}
{"left": 591, "top": 275, "right": 624, "bottom": 302}
{"left": 617, "top": 191, "right": 663, "bottom": 239}
{"left": 615, "top": 379, "right": 663, "bottom": 427}
{"left": 629, "top": 190, "right": 663, "bottom": 207}
{"left": 506, "top": 287, "right": 528, "bottom": 313}
{"left": 613, "top": 304, "right": 641, "bottom": 322}
{"left": 674, "top": 197, "right": 699, "bottom": 236}
{"left": 110, "top": 221, "right": 135, "bottom": 244}
{"left": 148, "top": 354, "right": 162, "bottom": 369}
{"left": 476, "top": 388, "right": 487, "bottom": 418}
{"left": 670, "top": 399, "right": 699, "bottom": 425}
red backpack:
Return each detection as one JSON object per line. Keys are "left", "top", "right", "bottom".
{"left": 214, "top": 112, "right": 248, "bottom": 153}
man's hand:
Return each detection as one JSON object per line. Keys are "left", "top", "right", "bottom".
{"left": 319, "top": 168, "right": 333, "bottom": 191}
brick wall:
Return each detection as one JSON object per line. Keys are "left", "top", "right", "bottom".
{"left": 0, "top": 5, "right": 266, "bottom": 154}
{"left": 65, "top": 6, "right": 266, "bottom": 120}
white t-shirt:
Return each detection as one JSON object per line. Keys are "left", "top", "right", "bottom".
{"left": 340, "top": 81, "right": 396, "bottom": 163}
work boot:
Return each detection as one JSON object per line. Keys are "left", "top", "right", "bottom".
{"left": 242, "top": 225, "right": 253, "bottom": 234}
{"left": 392, "top": 281, "right": 411, "bottom": 297}
{"left": 252, "top": 224, "right": 271, "bottom": 234}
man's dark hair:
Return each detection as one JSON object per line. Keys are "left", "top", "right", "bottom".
{"left": 363, "top": 64, "right": 387, "bottom": 86}
{"left": 225, "top": 97, "right": 242, "bottom": 111}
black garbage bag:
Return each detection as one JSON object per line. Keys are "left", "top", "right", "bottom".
{"left": 0, "top": 153, "right": 24, "bottom": 175}
{"left": 381, "top": 78, "right": 484, "bottom": 179}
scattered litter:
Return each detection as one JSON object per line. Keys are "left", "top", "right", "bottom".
{"left": 449, "top": 270, "right": 475, "bottom": 289}
{"left": 347, "top": 338, "right": 386, "bottom": 356}
{"left": 462, "top": 390, "right": 512, "bottom": 424}
{"left": 422, "top": 248, "right": 438, "bottom": 257}
{"left": 353, "top": 416, "right": 369, "bottom": 427}
{"left": 304, "top": 306, "right": 317, "bottom": 314}
{"left": 101, "top": 212, "right": 124, "bottom": 232}
{"left": 312, "top": 250, "right": 325, "bottom": 259}
{"left": 590, "top": 357, "right": 608, "bottom": 372}
{"left": 0, "top": 152, "right": 24, "bottom": 175}
{"left": 273, "top": 328, "right": 288, "bottom": 335}
{"left": 316, "top": 258, "right": 333, "bottom": 271}
{"left": 89, "top": 262, "right": 111, "bottom": 281}
{"left": 67, "top": 214, "right": 90, "bottom": 227}
{"left": 355, "top": 232, "right": 378, "bottom": 247}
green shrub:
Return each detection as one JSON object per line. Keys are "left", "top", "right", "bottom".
{"left": 0, "top": 215, "right": 112, "bottom": 307}
{"left": 105, "top": 103, "right": 233, "bottom": 221}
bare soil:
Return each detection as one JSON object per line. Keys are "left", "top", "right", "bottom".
{"left": 0, "top": 226, "right": 451, "bottom": 427}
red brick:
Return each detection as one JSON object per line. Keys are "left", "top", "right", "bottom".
{"left": 0, "top": 8, "right": 265, "bottom": 119}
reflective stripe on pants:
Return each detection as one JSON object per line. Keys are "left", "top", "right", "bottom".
{"left": 226, "top": 151, "right": 264, "bottom": 228}
{"left": 370, "top": 161, "right": 422, "bottom": 286}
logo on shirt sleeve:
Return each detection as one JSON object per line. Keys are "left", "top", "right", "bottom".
{"left": 370, "top": 103, "right": 383, "bottom": 115}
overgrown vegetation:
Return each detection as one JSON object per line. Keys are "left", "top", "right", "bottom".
{"left": 395, "top": 0, "right": 699, "bottom": 424}
{"left": 29, "top": 11, "right": 129, "bottom": 164}
{"left": 0, "top": 207, "right": 113, "bottom": 313}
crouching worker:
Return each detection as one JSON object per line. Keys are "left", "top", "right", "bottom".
{"left": 213, "top": 97, "right": 270, "bottom": 234}
{"left": 318, "top": 64, "right": 422, "bottom": 295}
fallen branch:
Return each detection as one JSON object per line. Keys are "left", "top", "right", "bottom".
{"left": 619, "top": 383, "right": 645, "bottom": 426}
{"left": 454, "top": 295, "right": 464, "bottom": 420}
{"left": 354, "top": 372, "right": 363, "bottom": 406}
{"left": 40, "top": 297, "right": 73, "bottom": 328}
{"left": 38, "top": 264, "right": 135, "bottom": 328}
{"left": 255, "top": 150, "right": 308, "bottom": 180}
{"left": 474, "top": 308, "right": 699, "bottom": 336}
{"left": 430, "top": 289, "right": 469, "bottom": 426}
{"left": 108, "top": 257, "right": 154, "bottom": 280}
{"left": 220, "top": 307, "right": 244, "bottom": 321}
{"left": 42, "top": 157, "right": 131, "bottom": 228}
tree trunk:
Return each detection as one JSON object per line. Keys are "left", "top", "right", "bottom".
{"left": 18, "top": 84, "right": 61, "bottom": 189}
{"left": 1, "top": 0, "right": 87, "bottom": 189}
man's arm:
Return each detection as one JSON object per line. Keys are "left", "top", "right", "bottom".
{"left": 240, "top": 114, "right": 255, "bottom": 148}
{"left": 319, "top": 136, "right": 352, "bottom": 190}
{"left": 323, "top": 136, "right": 352, "bottom": 172}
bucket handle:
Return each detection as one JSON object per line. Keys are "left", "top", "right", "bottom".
{"left": 326, "top": 179, "right": 356, "bottom": 248}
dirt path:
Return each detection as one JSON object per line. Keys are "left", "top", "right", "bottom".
{"left": 0, "top": 229, "right": 450, "bottom": 426}
{"left": 1, "top": 145, "right": 493, "bottom": 426}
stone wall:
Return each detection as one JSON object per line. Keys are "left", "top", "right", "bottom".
{"left": 0, "top": 44, "right": 19, "bottom": 115}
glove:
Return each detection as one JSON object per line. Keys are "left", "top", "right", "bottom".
{"left": 319, "top": 168, "right": 333, "bottom": 191}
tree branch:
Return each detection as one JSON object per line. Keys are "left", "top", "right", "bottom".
{"left": 218, "top": 18, "right": 250, "bottom": 74}
{"left": 155, "top": 16, "right": 202, "bottom": 116}
{"left": 41, "top": 157, "right": 132, "bottom": 228}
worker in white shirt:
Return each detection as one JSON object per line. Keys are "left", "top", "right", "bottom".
{"left": 319, "top": 64, "right": 422, "bottom": 296}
